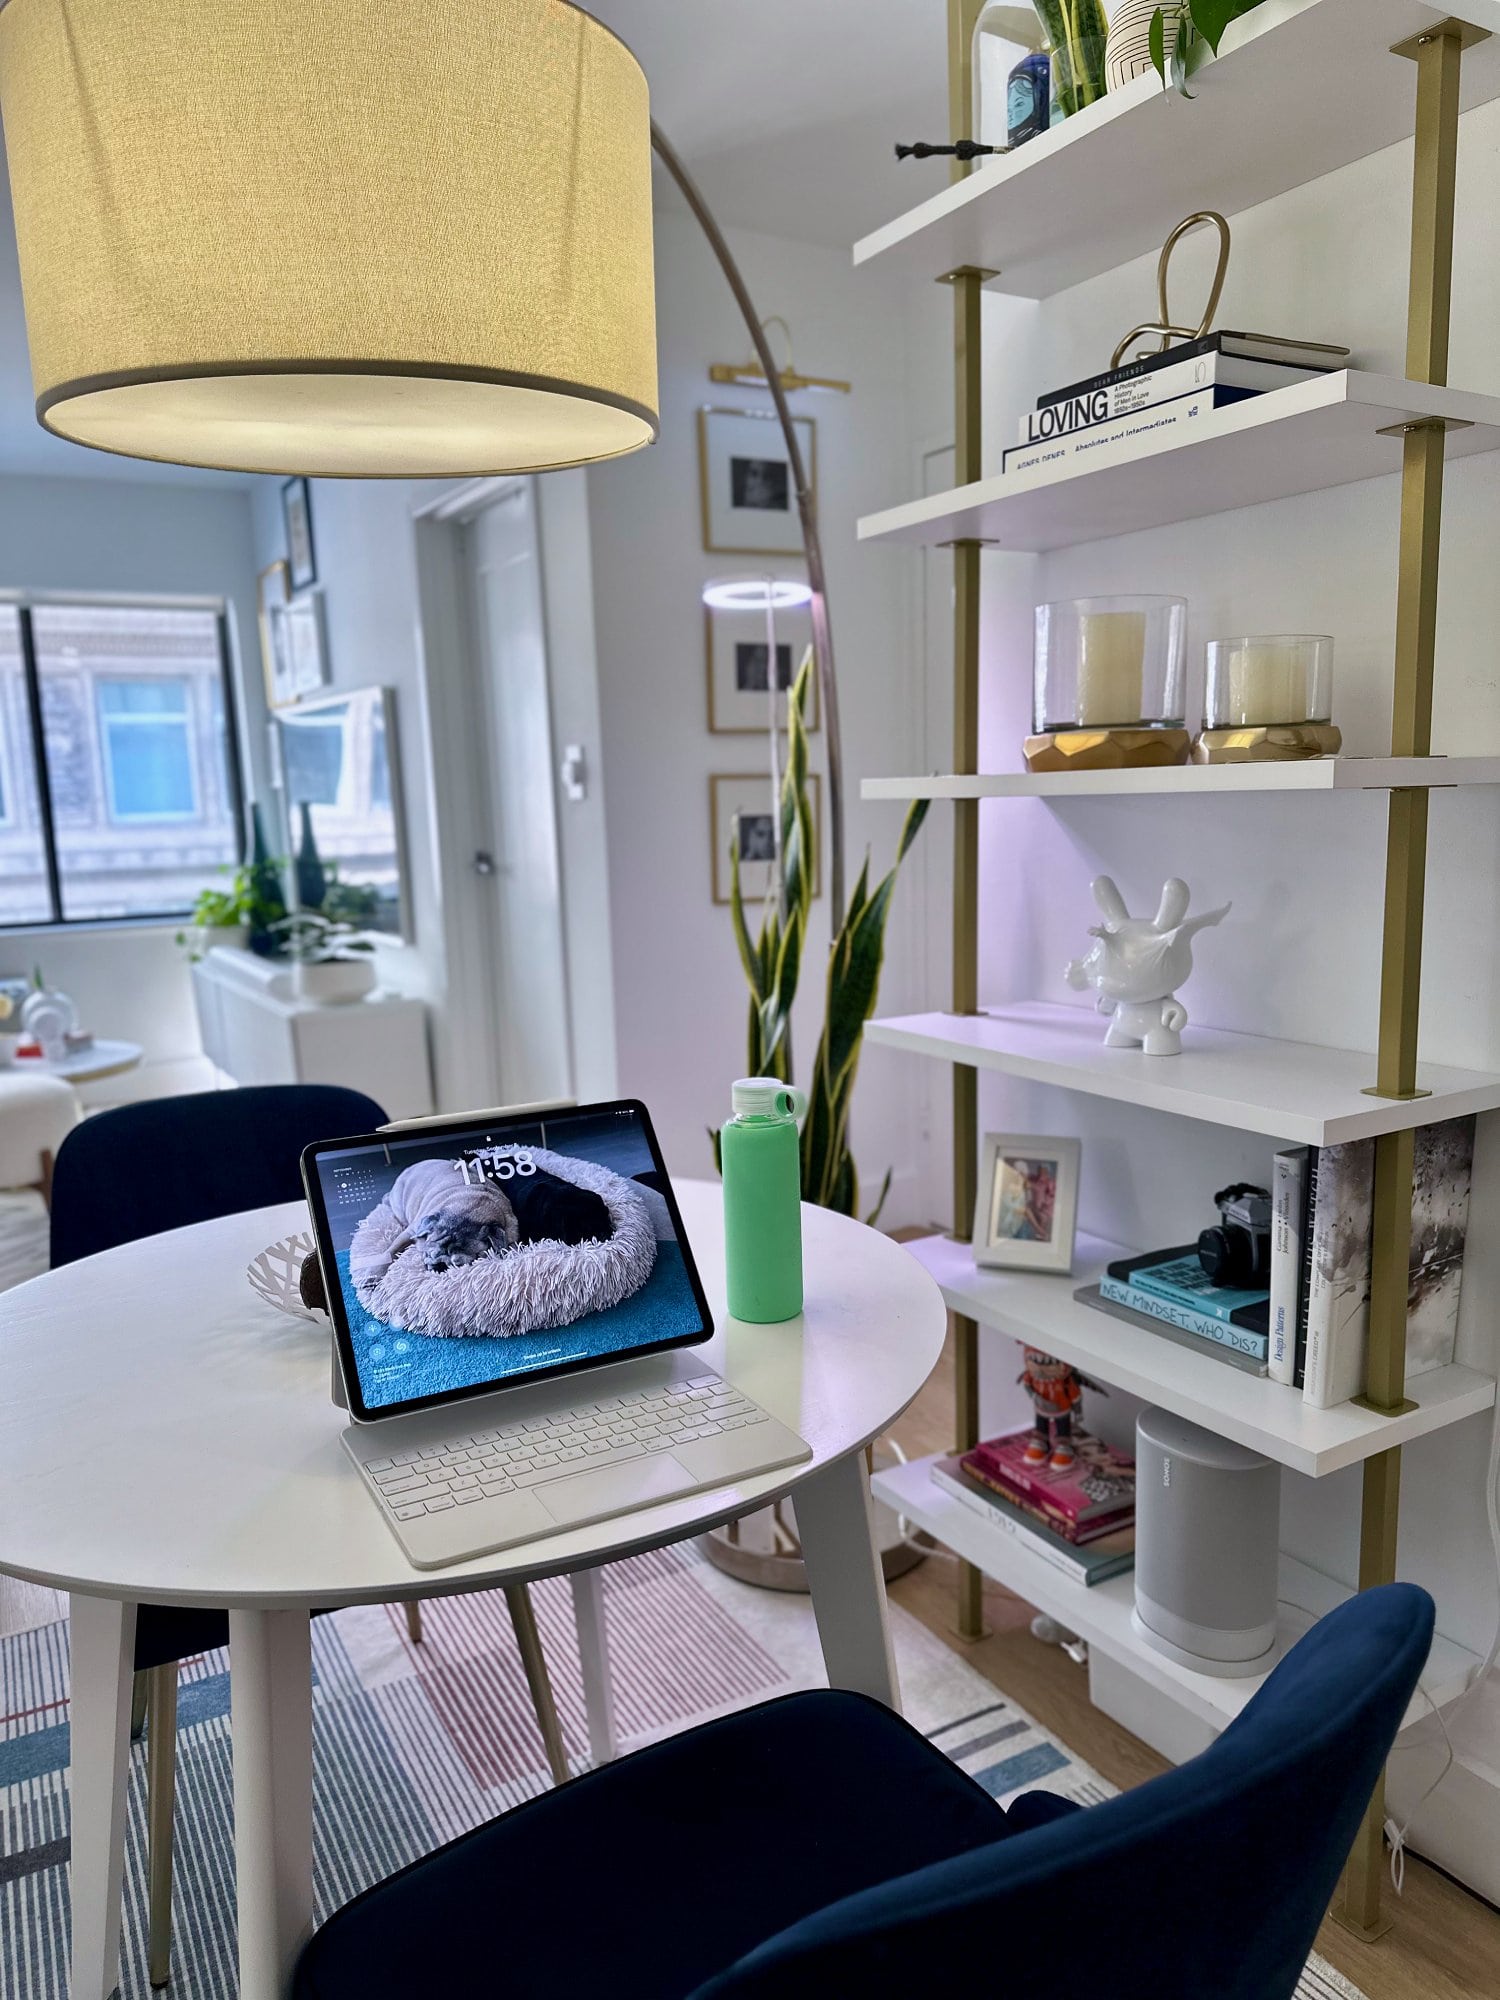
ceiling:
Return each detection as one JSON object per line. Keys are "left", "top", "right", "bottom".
{"left": 0, "top": 1, "right": 951, "bottom": 484}
{"left": 594, "top": 0, "right": 952, "bottom": 248}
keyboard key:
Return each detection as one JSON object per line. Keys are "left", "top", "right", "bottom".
{"left": 687, "top": 1377, "right": 718, "bottom": 1388}
{"left": 381, "top": 1475, "right": 429, "bottom": 1496}
{"left": 366, "top": 1457, "right": 395, "bottom": 1472}
{"left": 558, "top": 1446, "right": 584, "bottom": 1462}
{"left": 425, "top": 1495, "right": 456, "bottom": 1513}
{"left": 394, "top": 1502, "right": 428, "bottom": 1521}
{"left": 480, "top": 1477, "right": 515, "bottom": 1496}
{"left": 532, "top": 1451, "right": 560, "bottom": 1467}
{"left": 451, "top": 1475, "right": 478, "bottom": 1492}
{"left": 454, "top": 1489, "right": 485, "bottom": 1505}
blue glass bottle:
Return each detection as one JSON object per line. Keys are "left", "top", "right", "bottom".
{"left": 1007, "top": 50, "right": 1051, "bottom": 148}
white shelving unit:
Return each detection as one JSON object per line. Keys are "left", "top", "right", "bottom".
{"left": 861, "top": 757, "right": 1500, "bottom": 800}
{"left": 865, "top": 1001, "right": 1500, "bottom": 1145}
{"left": 904, "top": 1231, "right": 1496, "bottom": 1478}
{"left": 857, "top": 372, "right": 1500, "bottom": 552}
{"left": 854, "top": 0, "right": 1500, "bottom": 296}
{"left": 872, "top": 1454, "right": 1481, "bottom": 1736}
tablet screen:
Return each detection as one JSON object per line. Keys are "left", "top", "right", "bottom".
{"left": 303, "top": 1100, "right": 712, "bottom": 1419}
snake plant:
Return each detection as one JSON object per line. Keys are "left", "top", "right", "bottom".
{"left": 720, "top": 651, "right": 927, "bottom": 1224}
{"left": 1030, "top": 1, "right": 1109, "bottom": 119}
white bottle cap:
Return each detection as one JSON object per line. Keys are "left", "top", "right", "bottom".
{"left": 732, "top": 1077, "right": 808, "bottom": 1121}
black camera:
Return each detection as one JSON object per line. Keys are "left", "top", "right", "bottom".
{"left": 1197, "top": 1183, "right": 1272, "bottom": 1289}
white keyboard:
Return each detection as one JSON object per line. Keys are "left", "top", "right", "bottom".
{"left": 364, "top": 1375, "right": 773, "bottom": 1524}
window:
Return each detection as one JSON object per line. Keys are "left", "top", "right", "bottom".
{"left": 0, "top": 600, "right": 243, "bottom": 926}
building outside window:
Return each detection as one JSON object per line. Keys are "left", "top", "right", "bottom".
{"left": 0, "top": 599, "right": 243, "bottom": 925}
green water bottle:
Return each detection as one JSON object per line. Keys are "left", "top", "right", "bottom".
{"left": 722, "top": 1077, "right": 807, "bottom": 1323}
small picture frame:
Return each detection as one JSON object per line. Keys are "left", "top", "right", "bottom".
{"left": 973, "top": 1134, "right": 1081, "bottom": 1274}
{"left": 283, "top": 590, "right": 331, "bottom": 696}
{"left": 258, "top": 560, "right": 296, "bottom": 708}
{"left": 282, "top": 476, "right": 317, "bottom": 591}
{"left": 710, "top": 772, "right": 822, "bottom": 906}
{"left": 698, "top": 407, "right": 816, "bottom": 557}
{"left": 705, "top": 599, "right": 819, "bottom": 735}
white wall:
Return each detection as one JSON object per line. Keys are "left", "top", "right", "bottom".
{"left": 945, "top": 100, "right": 1500, "bottom": 1711}
{"left": 585, "top": 205, "right": 949, "bottom": 1214}
{"left": 0, "top": 473, "right": 261, "bottom": 1081}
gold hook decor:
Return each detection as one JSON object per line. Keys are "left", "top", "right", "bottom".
{"left": 709, "top": 314, "right": 851, "bottom": 395}
{"left": 1110, "top": 209, "right": 1232, "bottom": 369}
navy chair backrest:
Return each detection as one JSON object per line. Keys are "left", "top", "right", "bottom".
{"left": 700, "top": 1583, "right": 1434, "bottom": 2000}
{"left": 50, "top": 1083, "right": 388, "bottom": 1267}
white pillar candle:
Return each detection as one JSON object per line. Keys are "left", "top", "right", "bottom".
{"left": 1076, "top": 610, "right": 1146, "bottom": 726}
{"left": 1224, "top": 641, "right": 1307, "bottom": 727}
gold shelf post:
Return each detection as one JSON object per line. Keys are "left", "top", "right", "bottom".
{"left": 947, "top": 0, "right": 987, "bottom": 1642}
{"left": 1339, "top": 19, "right": 1471, "bottom": 1941}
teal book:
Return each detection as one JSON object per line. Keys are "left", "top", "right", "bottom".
{"left": 1127, "top": 1251, "right": 1268, "bottom": 1325}
{"left": 1097, "top": 1274, "right": 1269, "bottom": 1360}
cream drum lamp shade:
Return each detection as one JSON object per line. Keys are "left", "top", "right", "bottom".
{"left": 0, "top": 0, "right": 659, "bottom": 477}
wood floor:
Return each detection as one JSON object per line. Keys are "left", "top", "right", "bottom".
{"left": 884, "top": 1324, "right": 1500, "bottom": 2000}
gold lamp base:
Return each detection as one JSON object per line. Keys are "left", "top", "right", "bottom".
{"left": 1023, "top": 727, "right": 1192, "bottom": 773}
{"left": 1191, "top": 722, "right": 1343, "bottom": 763}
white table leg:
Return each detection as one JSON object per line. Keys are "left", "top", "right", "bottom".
{"left": 794, "top": 1450, "right": 902, "bottom": 1711}
{"left": 569, "top": 1567, "right": 619, "bottom": 1764}
{"left": 228, "top": 1608, "right": 314, "bottom": 2000}
{"left": 68, "top": 1592, "right": 137, "bottom": 2000}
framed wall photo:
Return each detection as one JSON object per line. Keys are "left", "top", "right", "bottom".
{"left": 705, "top": 600, "right": 820, "bottom": 734}
{"left": 258, "top": 560, "right": 296, "bottom": 708}
{"left": 698, "top": 407, "right": 816, "bottom": 556}
{"left": 973, "top": 1133, "right": 1081, "bottom": 1274}
{"left": 710, "top": 772, "right": 822, "bottom": 906}
{"left": 284, "top": 590, "right": 331, "bottom": 696}
{"left": 282, "top": 475, "right": 317, "bottom": 590}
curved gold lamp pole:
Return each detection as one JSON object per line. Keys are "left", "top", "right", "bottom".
{"left": 651, "top": 122, "right": 847, "bottom": 929}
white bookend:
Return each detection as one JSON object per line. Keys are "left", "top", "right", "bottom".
{"left": 1268, "top": 1146, "right": 1308, "bottom": 1386}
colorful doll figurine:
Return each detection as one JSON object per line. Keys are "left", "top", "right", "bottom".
{"left": 1017, "top": 1346, "right": 1105, "bottom": 1470}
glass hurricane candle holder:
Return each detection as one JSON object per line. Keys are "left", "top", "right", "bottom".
{"left": 1193, "top": 635, "right": 1341, "bottom": 763}
{"left": 1027, "top": 594, "right": 1190, "bottom": 772}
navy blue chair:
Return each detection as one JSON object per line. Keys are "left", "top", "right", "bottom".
{"left": 294, "top": 1581, "right": 1433, "bottom": 2000}
{"left": 52, "top": 1084, "right": 386, "bottom": 1987}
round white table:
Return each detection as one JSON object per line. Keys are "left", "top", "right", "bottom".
{"left": 20, "top": 1037, "right": 144, "bottom": 1084}
{"left": 0, "top": 1180, "right": 946, "bottom": 2000}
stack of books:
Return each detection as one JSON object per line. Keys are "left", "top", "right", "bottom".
{"left": 1005, "top": 331, "right": 1351, "bottom": 480}
{"left": 930, "top": 1426, "right": 1135, "bottom": 1588}
{"left": 1269, "top": 1117, "right": 1474, "bottom": 1405}
{"left": 1096, "top": 1248, "right": 1270, "bottom": 1370}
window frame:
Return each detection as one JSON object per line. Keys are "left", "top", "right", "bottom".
{"left": 2, "top": 593, "right": 246, "bottom": 930}
{"left": 95, "top": 675, "right": 201, "bottom": 827}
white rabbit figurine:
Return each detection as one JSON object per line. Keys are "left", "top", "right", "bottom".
{"left": 1065, "top": 876, "right": 1229, "bottom": 1057}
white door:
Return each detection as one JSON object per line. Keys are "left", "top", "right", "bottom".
{"left": 463, "top": 484, "right": 574, "bottom": 1105}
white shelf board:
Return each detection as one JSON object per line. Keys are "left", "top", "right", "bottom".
{"left": 857, "top": 373, "right": 1500, "bottom": 552}
{"left": 906, "top": 1231, "right": 1496, "bottom": 1477}
{"left": 873, "top": 1454, "right": 1479, "bottom": 1736}
{"left": 854, "top": 0, "right": 1500, "bottom": 295}
{"left": 861, "top": 757, "right": 1500, "bottom": 801}
{"left": 864, "top": 1001, "right": 1500, "bottom": 1145}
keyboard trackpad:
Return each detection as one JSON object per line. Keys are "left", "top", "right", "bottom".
{"left": 533, "top": 1453, "right": 698, "bottom": 1525}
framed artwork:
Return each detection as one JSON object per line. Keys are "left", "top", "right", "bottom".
{"left": 283, "top": 590, "right": 331, "bottom": 696}
{"left": 698, "top": 406, "right": 816, "bottom": 556}
{"left": 258, "top": 560, "right": 296, "bottom": 708}
{"left": 705, "top": 600, "right": 819, "bottom": 734}
{"left": 282, "top": 475, "right": 317, "bottom": 590}
{"left": 710, "top": 772, "right": 821, "bottom": 906}
{"left": 973, "top": 1134, "right": 1081, "bottom": 1274}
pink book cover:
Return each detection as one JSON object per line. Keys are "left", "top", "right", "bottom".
{"left": 968, "top": 1426, "right": 1135, "bottom": 1525}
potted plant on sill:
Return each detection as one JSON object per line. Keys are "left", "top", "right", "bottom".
{"left": 176, "top": 863, "right": 286, "bottom": 962}
{"left": 273, "top": 912, "right": 378, "bottom": 1005}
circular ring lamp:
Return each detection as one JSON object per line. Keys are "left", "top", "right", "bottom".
{"left": 0, "top": 0, "right": 659, "bottom": 478}
{"left": 701, "top": 579, "right": 815, "bottom": 612}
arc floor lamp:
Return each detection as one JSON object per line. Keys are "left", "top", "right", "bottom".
{"left": 0, "top": 0, "right": 846, "bottom": 920}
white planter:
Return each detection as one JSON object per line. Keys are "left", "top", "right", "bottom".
{"left": 293, "top": 956, "right": 377, "bottom": 1005}
{"left": 1106, "top": 0, "right": 1160, "bottom": 91}
{"left": 194, "top": 923, "right": 249, "bottom": 958}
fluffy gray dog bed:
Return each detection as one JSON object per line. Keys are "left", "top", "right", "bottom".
{"left": 350, "top": 1146, "right": 657, "bottom": 1338}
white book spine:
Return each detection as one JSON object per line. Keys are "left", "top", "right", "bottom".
{"left": 928, "top": 1464, "right": 1092, "bottom": 1582}
{"left": 1003, "top": 390, "right": 1234, "bottom": 478}
{"left": 1268, "top": 1147, "right": 1307, "bottom": 1385}
{"left": 1020, "top": 354, "right": 1231, "bottom": 444}
{"left": 1302, "top": 1141, "right": 1375, "bottom": 1410}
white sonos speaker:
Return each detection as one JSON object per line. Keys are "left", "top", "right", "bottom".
{"left": 1133, "top": 1406, "right": 1281, "bottom": 1678}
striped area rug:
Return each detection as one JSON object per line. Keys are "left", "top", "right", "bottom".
{"left": 1, "top": 1541, "right": 1366, "bottom": 1999}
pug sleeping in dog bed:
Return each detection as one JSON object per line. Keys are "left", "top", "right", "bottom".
{"left": 350, "top": 1146, "right": 657, "bottom": 1339}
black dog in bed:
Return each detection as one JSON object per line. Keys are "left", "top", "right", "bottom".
{"left": 505, "top": 1165, "right": 613, "bottom": 1247}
